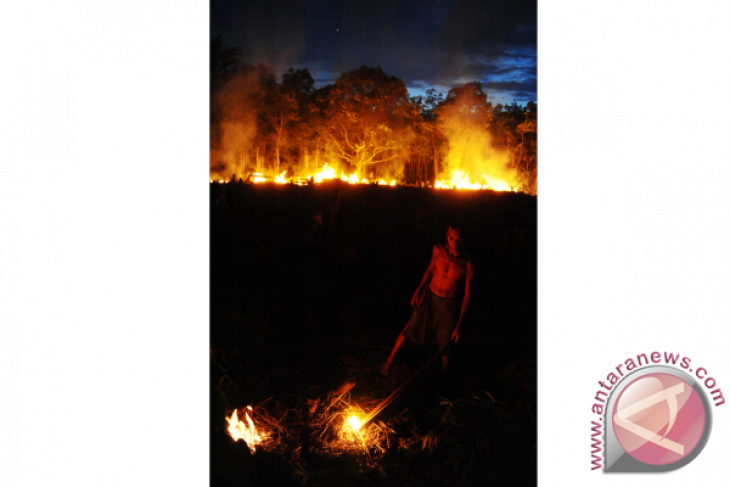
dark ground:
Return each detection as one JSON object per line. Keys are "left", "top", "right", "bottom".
{"left": 210, "top": 181, "right": 536, "bottom": 486}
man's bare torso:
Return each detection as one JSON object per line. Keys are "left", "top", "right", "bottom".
{"left": 428, "top": 244, "right": 469, "bottom": 298}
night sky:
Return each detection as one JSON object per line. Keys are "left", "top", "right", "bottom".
{"left": 211, "top": 0, "right": 536, "bottom": 105}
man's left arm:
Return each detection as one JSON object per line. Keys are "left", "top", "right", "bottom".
{"left": 451, "top": 259, "right": 474, "bottom": 343}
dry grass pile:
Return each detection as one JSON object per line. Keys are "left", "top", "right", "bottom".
{"left": 222, "top": 336, "right": 420, "bottom": 468}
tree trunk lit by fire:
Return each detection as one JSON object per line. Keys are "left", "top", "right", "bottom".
{"left": 209, "top": 51, "right": 536, "bottom": 193}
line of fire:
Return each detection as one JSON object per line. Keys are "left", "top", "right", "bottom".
{"left": 211, "top": 39, "right": 536, "bottom": 195}
{"left": 210, "top": 39, "right": 536, "bottom": 487}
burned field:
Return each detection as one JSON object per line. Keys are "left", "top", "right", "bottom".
{"left": 210, "top": 182, "right": 536, "bottom": 486}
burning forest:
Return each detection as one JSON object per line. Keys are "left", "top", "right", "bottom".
{"left": 210, "top": 33, "right": 536, "bottom": 487}
{"left": 210, "top": 39, "right": 537, "bottom": 195}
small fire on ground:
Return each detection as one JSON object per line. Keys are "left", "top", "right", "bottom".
{"left": 346, "top": 415, "right": 362, "bottom": 432}
{"left": 226, "top": 406, "right": 265, "bottom": 453}
{"left": 224, "top": 402, "right": 394, "bottom": 459}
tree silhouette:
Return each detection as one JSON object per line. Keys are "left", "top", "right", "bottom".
{"left": 210, "top": 34, "right": 242, "bottom": 95}
{"left": 322, "top": 66, "right": 419, "bottom": 176}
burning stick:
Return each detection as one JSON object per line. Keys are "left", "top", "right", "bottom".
{"left": 361, "top": 341, "right": 454, "bottom": 428}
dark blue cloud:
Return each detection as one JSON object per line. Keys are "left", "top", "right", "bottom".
{"left": 211, "top": 0, "right": 536, "bottom": 104}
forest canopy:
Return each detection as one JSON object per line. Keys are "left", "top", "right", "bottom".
{"left": 210, "top": 36, "right": 537, "bottom": 194}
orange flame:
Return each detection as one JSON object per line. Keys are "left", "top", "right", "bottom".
{"left": 435, "top": 170, "right": 513, "bottom": 191}
{"left": 243, "top": 161, "right": 513, "bottom": 191}
{"left": 309, "top": 163, "right": 338, "bottom": 183}
{"left": 226, "top": 407, "right": 264, "bottom": 452}
{"left": 339, "top": 412, "right": 371, "bottom": 455}
{"left": 346, "top": 415, "right": 362, "bottom": 432}
{"left": 274, "top": 170, "right": 287, "bottom": 184}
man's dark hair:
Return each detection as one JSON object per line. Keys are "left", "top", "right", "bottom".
{"left": 447, "top": 221, "right": 468, "bottom": 235}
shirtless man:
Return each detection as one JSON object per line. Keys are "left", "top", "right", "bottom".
{"left": 380, "top": 224, "right": 475, "bottom": 375}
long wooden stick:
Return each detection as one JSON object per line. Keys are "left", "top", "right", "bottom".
{"left": 362, "top": 341, "right": 453, "bottom": 427}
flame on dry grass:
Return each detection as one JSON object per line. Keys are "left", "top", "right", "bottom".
{"left": 222, "top": 381, "right": 401, "bottom": 464}
{"left": 274, "top": 170, "right": 287, "bottom": 184}
{"left": 435, "top": 169, "right": 513, "bottom": 191}
{"left": 226, "top": 406, "right": 265, "bottom": 452}
{"left": 246, "top": 162, "right": 397, "bottom": 189}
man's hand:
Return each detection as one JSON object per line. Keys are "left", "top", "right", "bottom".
{"left": 451, "top": 325, "right": 460, "bottom": 343}
{"left": 411, "top": 288, "right": 425, "bottom": 308}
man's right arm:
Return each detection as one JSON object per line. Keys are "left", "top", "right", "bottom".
{"left": 411, "top": 246, "right": 438, "bottom": 307}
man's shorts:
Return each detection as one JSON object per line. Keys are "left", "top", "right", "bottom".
{"left": 404, "top": 287, "right": 459, "bottom": 357}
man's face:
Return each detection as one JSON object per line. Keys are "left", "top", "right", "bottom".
{"left": 446, "top": 228, "right": 463, "bottom": 252}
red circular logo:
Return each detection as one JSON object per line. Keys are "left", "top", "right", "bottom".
{"left": 612, "top": 373, "right": 706, "bottom": 465}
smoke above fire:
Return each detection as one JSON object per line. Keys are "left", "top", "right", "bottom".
{"left": 437, "top": 113, "right": 518, "bottom": 190}
{"left": 210, "top": 69, "right": 263, "bottom": 182}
